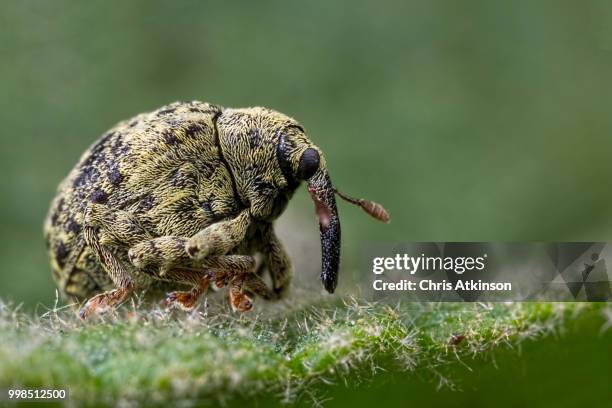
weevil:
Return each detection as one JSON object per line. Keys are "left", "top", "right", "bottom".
{"left": 44, "top": 101, "right": 389, "bottom": 318}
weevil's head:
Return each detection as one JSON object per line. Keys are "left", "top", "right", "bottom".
{"left": 217, "top": 107, "right": 389, "bottom": 294}
{"left": 273, "top": 122, "right": 342, "bottom": 294}
{"left": 217, "top": 107, "right": 341, "bottom": 293}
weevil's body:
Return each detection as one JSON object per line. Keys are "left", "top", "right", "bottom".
{"left": 45, "top": 101, "right": 385, "bottom": 317}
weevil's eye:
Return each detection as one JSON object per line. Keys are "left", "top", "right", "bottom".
{"left": 297, "top": 148, "right": 320, "bottom": 180}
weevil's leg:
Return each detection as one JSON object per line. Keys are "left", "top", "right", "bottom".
{"left": 128, "top": 236, "right": 189, "bottom": 275}
{"left": 79, "top": 225, "right": 134, "bottom": 319}
{"left": 78, "top": 203, "right": 152, "bottom": 318}
{"left": 128, "top": 241, "right": 271, "bottom": 312}
{"left": 204, "top": 255, "right": 274, "bottom": 311}
{"left": 242, "top": 273, "right": 275, "bottom": 300}
{"left": 185, "top": 209, "right": 252, "bottom": 260}
{"left": 162, "top": 267, "right": 211, "bottom": 311}
{"left": 205, "top": 255, "right": 256, "bottom": 289}
{"left": 229, "top": 278, "right": 253, "bottom": 312}
{"left": 161, "top": 255, "right": 272, "bottom": 311}
{"left": 129, "top": 209, "right": 253, "bottom": 272}
{"left": 258, "top": 224, "right": 293, "bottom": 298}
{"left": 226, "top": 272, "right": 273, "bottom": 312}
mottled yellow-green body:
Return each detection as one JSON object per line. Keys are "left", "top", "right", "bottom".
{"left": 44, "top": 100, "right": 343, "bottom": 316}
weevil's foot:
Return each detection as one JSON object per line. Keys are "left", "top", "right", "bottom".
{"left": 164, "top": 276, "right": 209, "bottom": 311}
{"left": 164, "top": 290, "right": 201, "bottom": 311}
{"left": 79, "top": 286, "right": 132, "bottom": 319}
{"left": 211, "top": 271, "right": 229, "bottom": 291}
{"left": 229, "top": 285, "right": 253, "bottom": 312}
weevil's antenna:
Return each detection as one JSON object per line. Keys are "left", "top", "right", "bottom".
{"left": 333, "top": 189, "right": 390, "bottom": 223}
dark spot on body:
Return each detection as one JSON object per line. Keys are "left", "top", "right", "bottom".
{"left": 101, "top": 131, "right": 116, "bottom": 141}
{"left": 111, "top": 138, "right": 129, "bottom": 157}
{"left": 248, "top": 128, "right": 261, "bottom": 148}
{"left": 200, "top": 200, "right": 215, "bottom": 217}
{"left": 173, "top": 237, "right": 185, "bottom": 250}
{"left": 157, "top": 107, "right": 177, "bottom": 116}
{"left": 170, "top": 168, "right": 185, "bottom": 187}
{"left": 90, "top": 189, "right": 108, "bottom": 204}
{"left": 55, "top": 241, "right": 69, "bottom": 268}
{"left": 108, "top": 167, "right": 123, "bottom": 186}
{"left": 72, "top": 132, "right": 117, "bottom": 189}
{"left": 51, "top": 198, "right": 64, "bottom": 225}
{"left": 198, "top": 161, "right": 215, "bottom": 179}
{"left": 140, "top": 195, "right": 156, "bottom": 210}
{"left": 185, "top": 123, "right": 206, "bottom": 138}
{"left": 255, "top": 180, "right": 274, "bottom": 192}
{"left": 166, "top": 118, "right": 185, "bottom": 127}
{"left": 148, "top": 240, "right": 160, "bottom": 255}
{"left": 73, "top": 166, "right": 99, "bottom": 188}
{"left": 163, "top": 131, "right": 179, "bottom": 145}
{"left": 128, "top": 120, "right": 138, "bottom": 128}
{"left": 66, "top": 219, "right": 82, "bottom": 234}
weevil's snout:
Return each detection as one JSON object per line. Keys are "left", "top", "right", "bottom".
{"left": 299, "top": 149, "right": 391, "bottom": 293}
{"left": 305, "top": 168, "right": 341, "bottom": 294}
{"left": 276, "top": 131, "right": 341, "bottom": 293}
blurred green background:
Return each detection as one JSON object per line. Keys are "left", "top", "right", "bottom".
{"left": 2, "top": 0, "right": 612, "bottom": 302}
{"left": 1, "top": 0, "right": 611, "bottom": 406}
{"left": 4, "top": 0, "right": 612, "bottom": 307}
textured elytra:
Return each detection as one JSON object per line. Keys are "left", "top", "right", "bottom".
{"left": 44, "top": 101, "right": 343, "bottom": 315}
